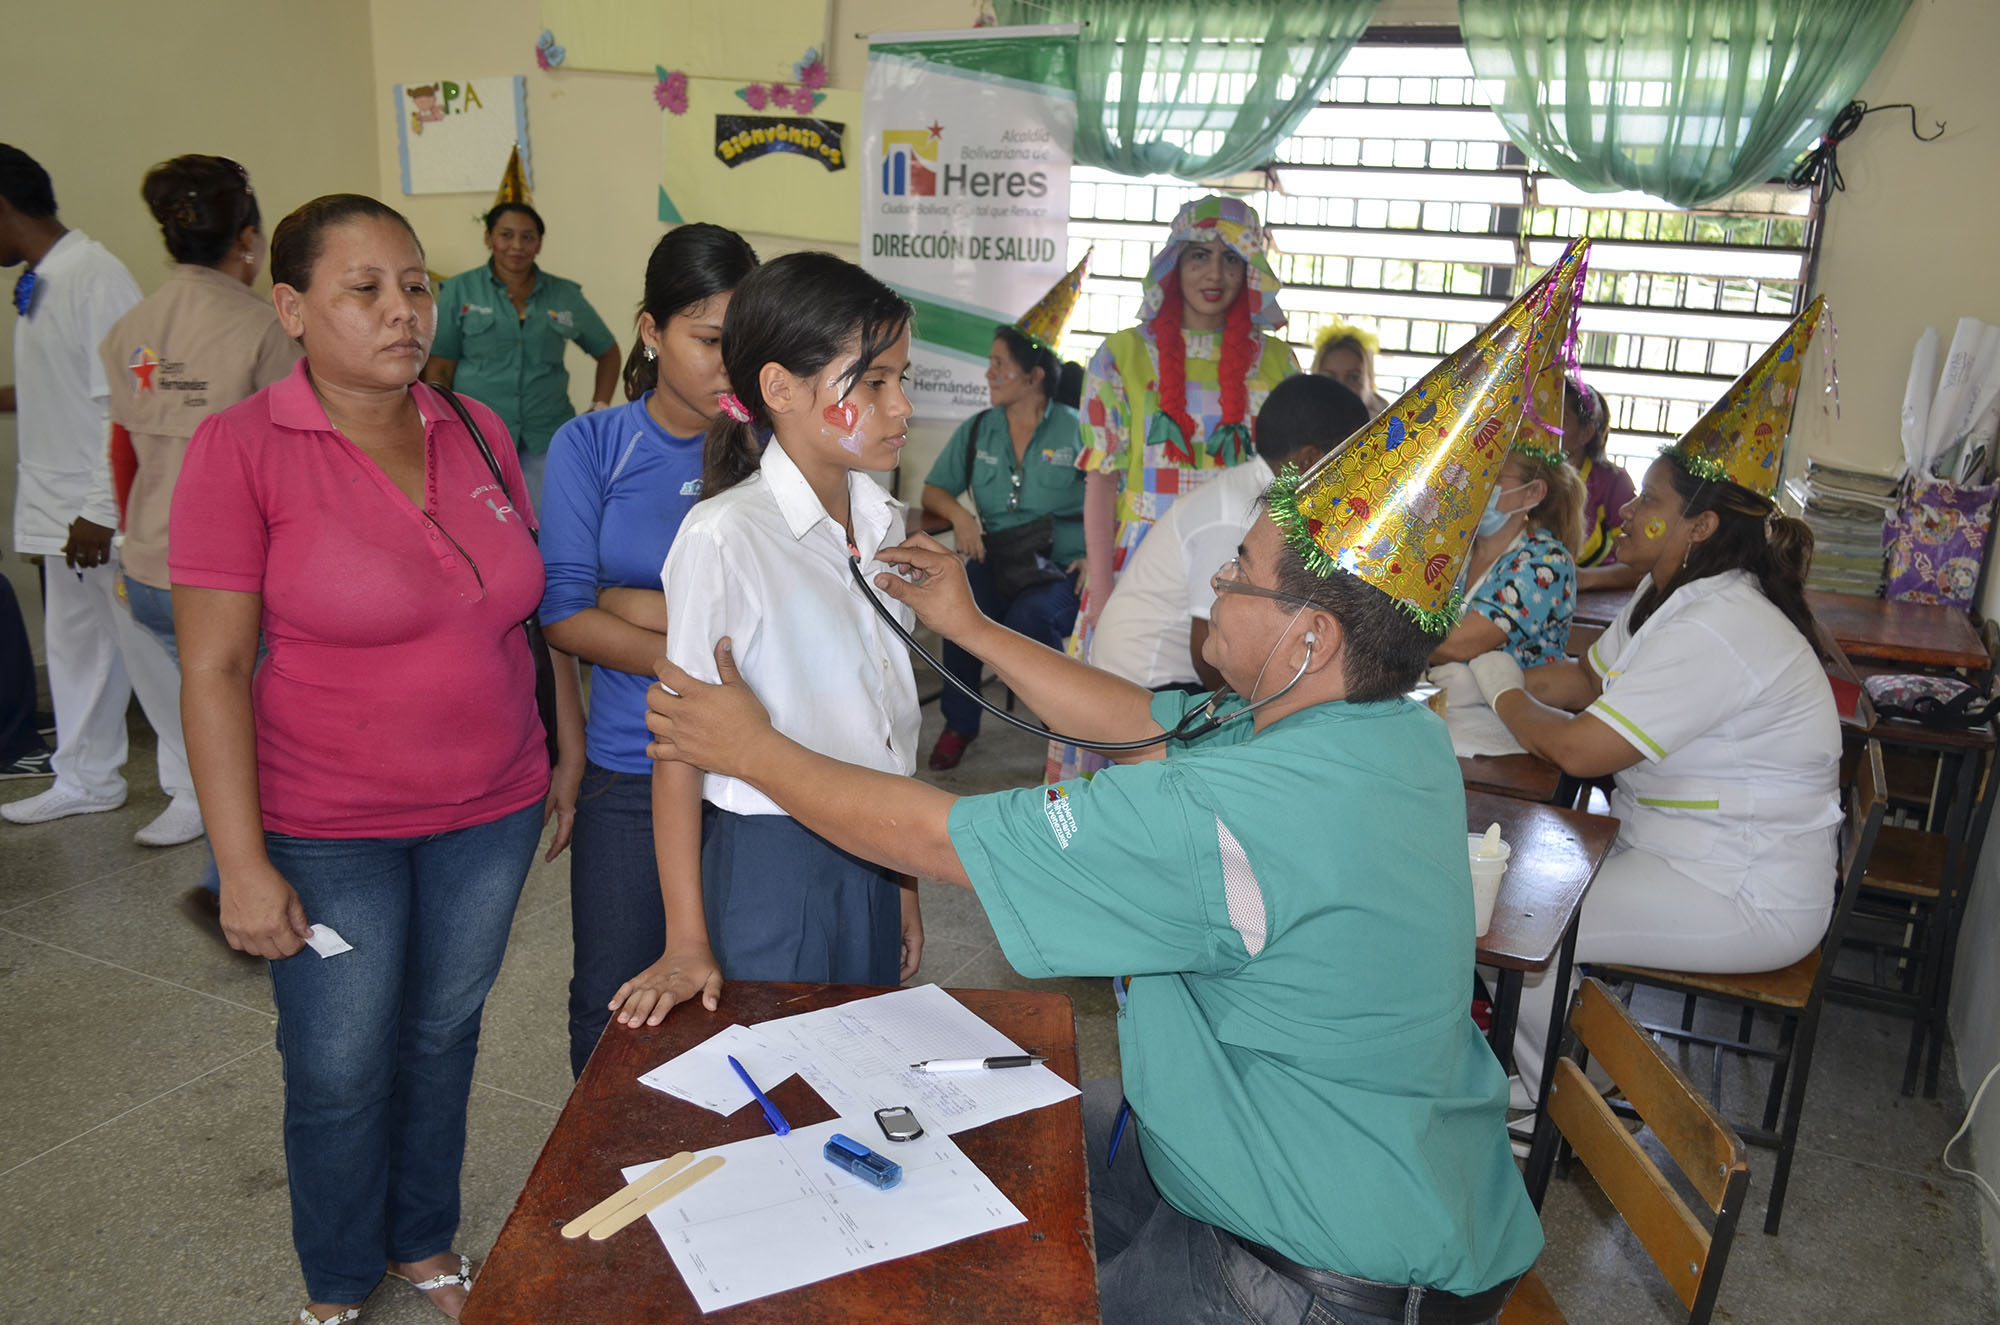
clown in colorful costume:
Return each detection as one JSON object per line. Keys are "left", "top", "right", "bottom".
{"left": 1053, "top": 197, "right": 1296, "bottom": 780}
{"left": 1076, "top": 196, "right": 1297, "bottom": 617}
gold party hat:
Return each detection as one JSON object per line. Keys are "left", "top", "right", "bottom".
{"left": 1015, "top": 249, "right": 1090, "bottom": 357}
{"left": 1521, "top": 237, "right": 1590, "bottom": 444}
{"left": 492, "top": 145, "right": 533, "bottom": 211}
{"left": 1666, "top": 295, "right": 1827, "bottom": 497}
{"left": 1268, "top": 276, "right": 1566, "bottom": 632}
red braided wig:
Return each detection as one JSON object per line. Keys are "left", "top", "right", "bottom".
{"left": 1152, "top": 273, "right": 1198, "bottom": 448}
{"left": 1151, "top": 266, "right": 1258, "bottom": 461}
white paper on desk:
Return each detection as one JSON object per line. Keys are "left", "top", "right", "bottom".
{"left": 636, "top": 1024, "right": 806, "bottom": 1115}
{"left": 625, "top": 1117, "right": 1024, "bottom": 1312}
{"left": 755, "top": 983, "right": 1079, "bottom": 1137}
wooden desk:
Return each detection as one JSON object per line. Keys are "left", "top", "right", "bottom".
{"left": 463, "top": 984, "right": 1096, "bottom": 1324}
{"left": 1574, "top": 585, "right": 1985, "bottom": 671}
{"left": 1459, "top": 753, "right": 1566, "bottom": 804}
{"left": 1467, "top": 791, "right": 1619, "bottom": 1140}
{"left": 1804, "top": 590, "right": 1986, "bottom": 670}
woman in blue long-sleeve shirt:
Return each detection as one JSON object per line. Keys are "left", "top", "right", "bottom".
{"left": 538, "top": 224, "right": 759, "bottom": 1076}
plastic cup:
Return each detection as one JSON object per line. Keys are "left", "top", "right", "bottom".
{"left": 1467, "top": 833, "right": 1511, "bottom": 938}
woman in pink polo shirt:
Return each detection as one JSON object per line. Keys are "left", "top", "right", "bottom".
{"left": 170, "top": 194, "right": 574, "bottom": 1325}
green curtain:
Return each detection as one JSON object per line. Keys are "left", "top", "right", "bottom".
{"left": 1460, "top": 0, "right": 1912, "bottom": 207}
{"left": 996, "top": 0, "right": 1380, "bottom": 180}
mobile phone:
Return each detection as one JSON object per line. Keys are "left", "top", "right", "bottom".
{"left": 874, "top": 1105, "right": 924, "bottom": 1142}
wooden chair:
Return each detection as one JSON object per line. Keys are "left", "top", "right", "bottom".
{"left": 1580, "top": 739, "right": 1887, "bottom": 1234}
{"left": 1833, "top": 639, "right": 1998, "bottom": 1096}
{"left": 1506, "top": 978, "right": 1750, "bottom": 1325}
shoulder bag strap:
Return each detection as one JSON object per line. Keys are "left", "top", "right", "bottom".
{"left": 432, "top": 382, "right": 537, "bottom": 544}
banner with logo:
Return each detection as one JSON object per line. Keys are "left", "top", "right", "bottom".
{"left": 861, "top": 26, "right": 1077, "bottom": 419}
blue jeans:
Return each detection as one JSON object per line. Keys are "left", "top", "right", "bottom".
{"left": 567, "top": 760, "right": 663, "bottom": 1078}
{"left": 1084, "top": 1080, "right": 1485, "bottom": 1325}
{"left": 264, "top": 800, "right": 542, "bottom": 1303}
{"left": 518, "top": 444, "right": 548, "bottom": 512}
{"left": 939, "top": 560, "right": 1080, "bottom": 738}
{"left": 122, "top": 575, "right": 178, "bottom": 662}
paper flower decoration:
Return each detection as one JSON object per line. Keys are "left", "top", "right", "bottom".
{"left": 743, "top": 83, "right": 768, "bottom": 111}
{"left": 794, "top": 47, "right": 828, "bottom": 90}
{"left": 791, "top": 85, "right": 817, "bottom": 114}
{"left": 535, "top": 30, "right": 565, "bottom": 71}
{"left": 654, "top": 66, "right": 688, "bottom": 114}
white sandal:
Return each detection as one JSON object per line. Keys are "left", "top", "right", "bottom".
{"left": 387, "top": 1252, "right": 474, "bottom": 1307}
{"left": 294, "top": 1309, "right": 360, "bottom": 1324}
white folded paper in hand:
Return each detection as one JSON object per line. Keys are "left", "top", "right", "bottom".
{"left": 304, "top": 924, "right": 353, "bottom": 958}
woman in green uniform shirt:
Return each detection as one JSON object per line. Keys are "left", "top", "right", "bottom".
{"left": 424, "top": 202, "right": 620, "bottom": 502}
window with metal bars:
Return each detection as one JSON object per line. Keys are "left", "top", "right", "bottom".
{"left": 1061, "top": 38, "right": 1820, "bottom": 477}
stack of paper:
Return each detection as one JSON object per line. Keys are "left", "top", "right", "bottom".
{"left": 628, "top": 984, "right": 1081, "bottom": 1312}
{"left": 1784, "top": 459, "right": 1899, "bottom": 595}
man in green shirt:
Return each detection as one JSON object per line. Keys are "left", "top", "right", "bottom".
{"left": 634, "top": 274, "right": 1572, "bottom": 1321}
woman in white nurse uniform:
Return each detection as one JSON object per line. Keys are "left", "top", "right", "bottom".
{"left": 1465, "top": 441, "right": 1842, "bottom": 1101}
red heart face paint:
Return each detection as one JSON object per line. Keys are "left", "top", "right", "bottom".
{"left": 1643, "top": 518, "right": 1665, "bottom": 540}
{"left": 823, "top": 401, "right": 859, "bottom": 431}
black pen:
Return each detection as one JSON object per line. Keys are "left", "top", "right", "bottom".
{"left": 909, "top": 1055, "right": 1048, "bottom": 1073}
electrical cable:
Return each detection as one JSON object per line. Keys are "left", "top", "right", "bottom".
{"left": 1942, "top": 1056, "right": 2000, "bottom": 1217}
{"left": 846, "top": 555, "right": 1310, "bottom": 751}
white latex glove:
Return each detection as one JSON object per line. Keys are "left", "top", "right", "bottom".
{"left": 1427, "top": 661, "right": 1482, "bottom": 711}
{"left": 1466, "top": 650, "right": 1527, "bottom": 708}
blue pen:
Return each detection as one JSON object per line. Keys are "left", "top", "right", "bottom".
{"left": 728, "top": 1054, "right": 791, "bottom": 1136}
{"left": 1106, "top": 1098, "right": 1131, "bottom": 1169}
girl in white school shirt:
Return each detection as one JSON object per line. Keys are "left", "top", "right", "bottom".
{"left": 610, "top": 252, "right": 922, "bottom": 1023}
{"left": 1465, "top": 450, "right": 1842, "bottom": 1101}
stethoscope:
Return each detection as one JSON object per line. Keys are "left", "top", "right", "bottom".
{"left": 844, "top": 555, "right": 1315, "bottom": 752}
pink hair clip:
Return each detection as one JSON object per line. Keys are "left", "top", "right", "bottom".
{"left": 718, "top": 392, "right": 753, "bottom": 423}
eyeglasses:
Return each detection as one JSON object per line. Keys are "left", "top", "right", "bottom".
{"left": 1211, "top": 557, "right": 1319, "bottom": 609}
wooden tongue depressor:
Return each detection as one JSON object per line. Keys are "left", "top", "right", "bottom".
{"left": 561, "top": 1152, "right": 695, "bottom": 1239}
{"left": 587, "top": 1155, "right": 727, "bottom": 1240}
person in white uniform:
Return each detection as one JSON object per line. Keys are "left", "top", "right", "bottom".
{"left": 0, "top": 144, "right": 196, "bottom": 843}
{"left": 1466, "top": 445, "right": 1841, "bottom": 1104}
{"left": 1090, "top": 374, "right": 1368, "bottom": 692}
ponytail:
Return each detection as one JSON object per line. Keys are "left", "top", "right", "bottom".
{"left": 1632, "top": 456, "right": 1822, "bottom": 653}
{"left": 1514, "top": 449, "right": 1587, "bottom": 556}
{"left": 700, "top": 413, "right": 763, "bottom": 500}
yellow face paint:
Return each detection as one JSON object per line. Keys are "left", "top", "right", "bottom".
{"left": 1643, "top": 518, "right": 1665, "bottom": 540}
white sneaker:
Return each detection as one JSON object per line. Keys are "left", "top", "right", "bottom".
{"left": 135, "top": 795, "right": 206, "bottom": 847}
{"left": 2, "top": 783, "right": 126, "bottom": 824}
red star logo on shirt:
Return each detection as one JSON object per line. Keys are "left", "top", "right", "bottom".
{"left": 927, "top": 120, "right": 944, "bottom": 141}
{"left": 128, "top": 346, "right": 160, "bottom": 392}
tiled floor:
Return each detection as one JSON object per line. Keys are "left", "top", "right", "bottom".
{"left": 2, "top": 690, "right": 1994, "bottom": 1321}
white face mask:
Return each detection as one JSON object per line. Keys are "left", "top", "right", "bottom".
{"left": 1477, "top": 483, "right": 1531, "bottom": 538}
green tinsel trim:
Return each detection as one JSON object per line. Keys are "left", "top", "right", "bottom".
{"left": 1265, "top": 464, "right": 1338, "bottom": 579}
{"left": 1509, "top": 438, "right": 1570, "bottom": 472}
{"left": 1400, "top": 590, "right": 1465, "bottom": 636}
{"left": 1660, "top": 442, "right": 1728, "bottom": 484}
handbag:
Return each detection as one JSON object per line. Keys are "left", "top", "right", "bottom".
{"left": 963, "top": 408, "right": 1066, "bottom": 600}
{"left": 434, "top": 384, "right": 561, "bottom": 767}
{"left": 1863, "top": 673, "right": 2000, "bottom": 729}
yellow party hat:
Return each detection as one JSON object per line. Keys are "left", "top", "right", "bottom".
{"left": 492, "top": 145, "right": 533, "bottom": 211}
{"left": 1014, "top": 249, "right": 1090, "bottom": 357}
{"left": 1665, "top": 295, "right": 1827, "bottom": 497}
{"left": 1268, "top": 270, "right": 1570, "bottom": 632}
{"left": 1520, "top": 237, "right": 1590, "bottom": 445}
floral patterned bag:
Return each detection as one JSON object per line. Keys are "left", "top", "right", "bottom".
{"left": 1863, "top": 673, "right": 2000, "bottom": 729}
{"left": 1883, "top": 475, "right": 2000, "bottom": 609}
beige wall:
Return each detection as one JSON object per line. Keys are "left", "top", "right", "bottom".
{"left": 366, "top": 0, "right": 979, "bottom": 495}
{"left": 0, "top": 0, "right": 379, "bottom": 653}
